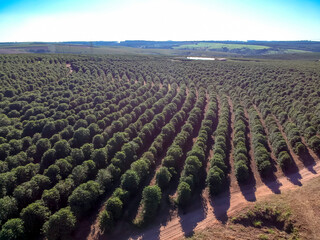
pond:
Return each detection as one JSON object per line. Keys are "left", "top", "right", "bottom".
{"left": 187, "top": 57, "right": 215, "bottom": 60}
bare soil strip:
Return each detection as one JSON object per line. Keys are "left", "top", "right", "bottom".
{"left": 66, "top": 63, "right": 73, "bottom": 74}
{"left": 82, "top": 100, "right": 320, "bottom": 240}
{"left": 252, "top": 105, "right": 283, "bottom": 178}
{"left": 124, "top": 157, "right": 320, "bottom": 240}
{"left": 272, "top": 115, "right": 316, "bottom": 174}
{"left": 227, "top": 97, "right": 238, "bottom": 192}
{"left": 194, "top": 94, "right": 221, "bottom": 237}
{"left": 244, "top": 107, "right": 263, "bottom": 189}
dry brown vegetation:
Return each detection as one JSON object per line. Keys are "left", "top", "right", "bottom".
{"left": 187, "top": 174, "right": 320, "bottom": 240}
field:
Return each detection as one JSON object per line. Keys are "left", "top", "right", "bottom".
{"left": 0, "top": 41, "right": 319, "bottom": 58}
{"left": 0, "top": 54, "right": 319, "bottom": 240}
{"left": 173, "top": 43, "right": 315, "bottom": 56}
{"left": 173, "top": 42, "right": 271, "bottom": 50}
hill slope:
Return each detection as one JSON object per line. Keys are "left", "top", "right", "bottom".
{"left": 188, "top": 173, "right": 320, "bottom": 240}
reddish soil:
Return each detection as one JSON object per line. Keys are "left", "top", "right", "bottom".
{"left": 227, "top": 97, "right": 238, "bottom": 192}
{"left": 172, "top": 92, "right": 210, "bottom": 199}
{"left": 192, "top": 94, "right": 221, "bottom": 240}
{"left": 204, "top": 92, "right": 209, "bottom": 114}
{"left": 118, "top": 157, "right": 320, "bottom": 240}
{"left": 272, "top": 116, "right": 310, "bottom": 172}
{"left": 66, "top": 63, "right": 73, "bottom": 74}
{"left": 148, "top": 88, "right": 196, "bottom": 187}
{"left": 86, "top": 205, "right": 105, "bottom": 240}
{"left": 252, "top": 105, "right": 283, "bottom": 178}
{"left": 244, "top": 108, "right": 264, "bottom": 187}
{"left": 77, "top": 98, "right": 320, "bottom": 240}
{"left": 83, "top": 87, "right": 191, "bottom": 239}
{"left": 149, "top": 165, "right": 162, "bottom": 186}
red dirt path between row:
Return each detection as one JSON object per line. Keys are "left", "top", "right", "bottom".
{"left": 123, "top": 157, "right": 320, "bottom": 240}
{"left": 125, "top": 105, "right": 320, "bottom": 240}
{"left": 66, "top": 63, "right": 73, "bottom": 74}
{"left": 81, "top": 98, "right": 320, "bottom": 240}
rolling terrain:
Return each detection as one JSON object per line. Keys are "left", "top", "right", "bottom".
{"left": 0, "top": 54, "right": 319, "bottom": 240}
{"left": 1, "top": 41, "right": 320, "bottom": 59}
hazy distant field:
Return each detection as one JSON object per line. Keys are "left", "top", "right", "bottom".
{"left": 0, "top": 41, "right": 319, "bottom": 59}
{"left": 174, "top": 42, "right": 271, "bottom": 50}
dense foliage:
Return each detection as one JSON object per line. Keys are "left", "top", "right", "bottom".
{"left": 0, "top": 54, "right": 319, "bottom": 237}
{"left": 230, "top": 96, "right": 250, "bottom": 183}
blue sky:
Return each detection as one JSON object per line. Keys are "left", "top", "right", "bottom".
{"left": 0, "top": 0, "right": 319, "bottom": 42}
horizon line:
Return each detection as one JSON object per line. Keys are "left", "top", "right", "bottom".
{"left": 1, "top": 39, "right": 320, "bottom": 44}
